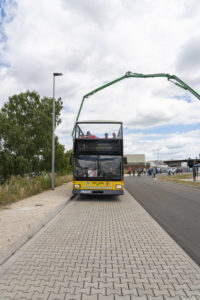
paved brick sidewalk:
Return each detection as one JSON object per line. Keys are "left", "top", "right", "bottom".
{"left": 0, "top": 191, "right": 200, "bottom": 299}
{"left": 0, "top": 182, "right": 72, "bottom": 260}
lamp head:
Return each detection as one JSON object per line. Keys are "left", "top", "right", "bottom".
{"left": 53, "top": 73, "right": 63, "bottom": 76}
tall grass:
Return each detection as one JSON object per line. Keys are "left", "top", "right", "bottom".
{"left": 0, "top": 173, "right": 72, "bottom": 206}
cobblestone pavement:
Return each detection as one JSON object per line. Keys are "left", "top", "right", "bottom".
{"left": 0, "top": 182, "right": 72, "bottom": 259}
{"left": 0, "top": 190, "right": 200, "bottom": 299}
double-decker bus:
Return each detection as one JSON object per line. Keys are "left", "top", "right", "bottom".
{"left": 72, "top": 121, "right": 124, "bottom": 195}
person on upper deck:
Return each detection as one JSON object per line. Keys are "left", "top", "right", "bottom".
{"left": 85, "top": 131, "right": 97, "bottom": 139}
{"left": 112, "top": 132, "right": 116, "bottom": 138}
{"left": 105, "top": 133, "right": 108, "bottom": 138}
{"left": 86, "top": 131, "right": 92, "bottom": 138}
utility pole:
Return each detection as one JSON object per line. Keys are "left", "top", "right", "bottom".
{"left": 52, "top": 72, "right": 63, "bottom": 190}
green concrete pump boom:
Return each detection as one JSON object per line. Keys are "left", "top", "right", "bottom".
{"left": 72, "top": 71, "right": 200, "bottom": 136}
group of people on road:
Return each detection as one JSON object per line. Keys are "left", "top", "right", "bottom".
{"left": 127, "top": 167, "right": 158, "bottom": 178}
{"left": 128, "top": 167, "right": 145, "bottom": 177}
{"left": 147, "top": 168, "right": 157, "bottom": 178}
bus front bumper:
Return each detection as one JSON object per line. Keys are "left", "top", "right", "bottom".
{"left": 73, "top": 189, "right": 124, "bottom": 195}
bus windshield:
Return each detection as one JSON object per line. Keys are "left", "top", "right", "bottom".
{"left": 75, "top": 155, "right": 122, "bottom": 179}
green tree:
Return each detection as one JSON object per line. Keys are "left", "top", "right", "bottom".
{"left": 0, "top": 90, "right": 68, "bottom": 179}
{"left": 64, "top": 149, "right": 73, "bottom": 174}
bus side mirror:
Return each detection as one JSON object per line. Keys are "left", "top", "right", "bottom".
{"left": 123, "top": 157, "right": 127, "bottom": 164}
{"left": 69, "top": 153, "right": 73, "bottom": 165}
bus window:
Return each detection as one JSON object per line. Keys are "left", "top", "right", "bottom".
{"left": 99, "top": 156, "right": 121, "bottom": 178}
{"left": 74, "top": 155, "right": 121, "bottom": 179}
{"left": 75, "top": 155, "right": 98, "bottom": 178}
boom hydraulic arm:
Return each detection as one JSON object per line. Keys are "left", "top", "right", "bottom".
{"left": 72, "top": 71, "right": 200, "bottom": 136}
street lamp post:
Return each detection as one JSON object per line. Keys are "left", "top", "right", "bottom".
{"left": 52, "top": 72, "right": 63, "bottom": 190}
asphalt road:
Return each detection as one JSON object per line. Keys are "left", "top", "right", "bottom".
{"left": 125, "top": 175, "right": 200, "bottom": 266}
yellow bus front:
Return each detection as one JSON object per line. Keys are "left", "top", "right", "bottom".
{"left": 73, "top": 179, "right": 124, "bottom": 195}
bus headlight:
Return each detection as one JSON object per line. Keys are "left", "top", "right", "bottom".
{"left": 74, "top": 184, "right": 80, "bottom": 189}
{"left": 116, "top": 184, "right": 122, "bottom": 189}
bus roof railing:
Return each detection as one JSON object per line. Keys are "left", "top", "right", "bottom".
{"left": 73, "top": 120, "right": 123, "bottom": 139}
{"left": 75, "top": 120, "right": 122, "bottom": 124}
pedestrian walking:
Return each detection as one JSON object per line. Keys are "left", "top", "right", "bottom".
{"left": 193, "top": 166, "right": 197, "bottom": 181}
{"left": 152, "top": 167, "right": 156, "bottom": 178}
{"left": 128, "top": 167, "right": 132, "bottom": 176}
{"left": 137, "top": 168, "right": 141, "bottom": 177}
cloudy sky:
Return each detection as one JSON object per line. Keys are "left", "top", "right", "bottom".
{"left": 1, "top": 0, "right": 200, "bottom": 161}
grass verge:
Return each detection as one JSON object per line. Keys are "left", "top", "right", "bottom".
{"left": 158, "top": 173, "right": 200, "bottom": 188}
{"left": 0, "top": 173, "right": 72, "bottom": 207}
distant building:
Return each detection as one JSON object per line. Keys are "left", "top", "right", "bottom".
{"left": 124, "top": 154, "right": 150, "bottom": 170}
{"left": 164, "top": 158, "right": 200, "bottom": 168}
{"left": 147, "top": 160, "right": 168, "bottom": 170}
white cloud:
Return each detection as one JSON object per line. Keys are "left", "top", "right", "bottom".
{"left": 124, "top": 130, "right": 200, "bottom": 160}
{"left": 1, "top": 0, "right": 200, "bottom": 160}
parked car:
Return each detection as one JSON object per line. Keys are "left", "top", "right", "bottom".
{"left": 168, "top": 167, "right": 182, "bottom": 175}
